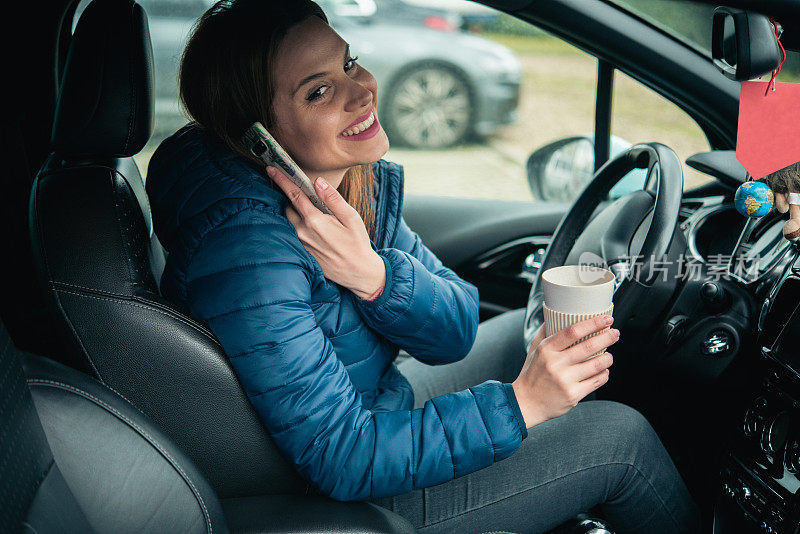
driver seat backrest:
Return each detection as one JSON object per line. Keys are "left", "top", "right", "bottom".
{"left": 28, "top": 0, "right": 305, "bottom": 498}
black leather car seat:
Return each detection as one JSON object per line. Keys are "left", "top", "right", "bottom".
{"left": 1, "top": 318, "right": 415, "bottom": 533}
{"left": 0, "top": 318, "right": 228, "bottom": 533}
{"left": 28, "top": 0, "right": 307, "bottom": 499}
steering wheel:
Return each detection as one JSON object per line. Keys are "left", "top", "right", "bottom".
{"left": 523, "top": 143, "right": 684, "bottom": 350}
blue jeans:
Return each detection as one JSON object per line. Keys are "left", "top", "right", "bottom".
{"left": 369, "top": 309, "right": 700, "bottom": 534}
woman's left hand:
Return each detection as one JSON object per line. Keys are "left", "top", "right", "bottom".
{"left": 268, "top": 166, "right": 386, "bottom": 300}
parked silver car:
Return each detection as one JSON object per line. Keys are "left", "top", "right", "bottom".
{"left": 142, "top": 0, "right": 521, "bottom": 148}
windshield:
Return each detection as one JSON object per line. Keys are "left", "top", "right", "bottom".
{"left": 606, "top": 0, "right": 716, "bottom": 55}
{"left": 607, "top": 0, "right": 800, "bottom": 80}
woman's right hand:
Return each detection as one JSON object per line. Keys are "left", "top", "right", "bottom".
{"left": 511, "top": 316, "right": 619, "bottom": 429}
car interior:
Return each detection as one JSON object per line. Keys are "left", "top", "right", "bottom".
{"left": 4, "top": 0, "right": 800, "bottom": 532}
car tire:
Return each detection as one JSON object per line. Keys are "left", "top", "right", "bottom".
{"left": 382, "top": 62, "right": 474, "bottom": 149}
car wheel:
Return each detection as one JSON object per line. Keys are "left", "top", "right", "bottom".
{"left": 383, "top": 63, "right": 473, "bottom": 149}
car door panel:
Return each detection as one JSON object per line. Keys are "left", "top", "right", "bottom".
{"left": 402, "top": 195, "right": 568, "bottom": 319}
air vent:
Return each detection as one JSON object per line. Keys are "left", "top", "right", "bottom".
{"left": 678, "top": 201, "right": 704, "bottom": 230}
{"left": 678, "top": 201, "right": 703, "bottom": 223}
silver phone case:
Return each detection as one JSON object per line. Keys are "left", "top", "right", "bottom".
{"left": 242, "top": 122, "right": 333, "bottom": 215}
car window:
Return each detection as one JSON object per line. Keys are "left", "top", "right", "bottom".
{"left": 611, "top": 70, "right": 712, "bottom": 190}
{"left": 381, "top": 25, "right": 597, "bottom": 203}
{"left": 114, "top": 0, "right": 715, "bottom": 204}
{"left": 379, "top": 5, "right": 711, "bottom": 202}
{"left": 605, "top": 0, "right": 716, "bottom": 56}
{"left": 608, "top": 0, "right": 800, "bottom": 83}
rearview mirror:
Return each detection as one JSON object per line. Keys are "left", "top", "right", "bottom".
{"left": 712, "top": 7, "right": 783, "bottom": 81}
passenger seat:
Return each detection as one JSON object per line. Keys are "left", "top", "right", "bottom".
{"left": 0, "top": 318, "right": 415, "bottom": 533}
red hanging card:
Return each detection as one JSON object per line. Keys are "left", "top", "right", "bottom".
{"left": 736, "top": 81, "right": 800, "bottom": 180}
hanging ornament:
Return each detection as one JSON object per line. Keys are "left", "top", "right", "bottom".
{"left": 734, "top": 179, "right": 774, "bottom": 218}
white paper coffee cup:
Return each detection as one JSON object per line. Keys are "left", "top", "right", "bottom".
{"left": 542, "top": 265, "right": 615, "bottom": 314}
{"left": 541, "top": 265, "right": 615, "bottom": 358}
{"left": 542, "top": 303, "right": 614, "bottom": 357}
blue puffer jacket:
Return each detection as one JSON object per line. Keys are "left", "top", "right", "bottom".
{"left": 146, "top": 124, "right": 528, "bottom": 501}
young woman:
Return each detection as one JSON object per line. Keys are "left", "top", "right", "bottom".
{"left": 145, "top": 1, "right": 700, "bottom": 532}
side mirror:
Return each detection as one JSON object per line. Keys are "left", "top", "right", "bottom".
{"left": 526, "top": 136, "right": 593, "bottom": 203}
{"left": 526, "top": 136, "right": 646, "bottom": 203}
{"left": 712, "top": 7, "right": 783, "bottom": 81}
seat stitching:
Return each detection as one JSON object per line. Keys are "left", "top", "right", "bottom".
{"left": 52, "top": 279, "right": 136, "bottom": 295}
{"left": 59, "top": 286, "right": 220, "bottom": 344}
{"left": 26, "top": 379, "right": 213, "bottom": 534}
{"left": 111, "top": 173, "right": 136, "bottom": 285}
{"left": 50, "top": 297, "right": 104, "bottom": 379}
{"left": 50, "top": 280, "right": 219, "bottom": 341}
{"left": 36, "top": 295, "right": 207, "bottom": 449}
{"left": 54, "top": 288, "right": 222, "bottom": 347}
{"left": 47, "top": 289, "right": 105, "bottom": 380}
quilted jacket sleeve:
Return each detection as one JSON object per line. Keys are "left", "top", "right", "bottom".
{"left": 185, "top": 204, "right": 526, "bottom": 502}
{"left": 353, "top": 215, "right": 480, "bottom": 365}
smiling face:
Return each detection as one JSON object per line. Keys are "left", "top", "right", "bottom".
{"left": 270, "top": 16, "right": 390, "bottom": 186}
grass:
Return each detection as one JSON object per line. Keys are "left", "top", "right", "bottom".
{"left": 483, "top": 33, "right": 583, "bottom": 56}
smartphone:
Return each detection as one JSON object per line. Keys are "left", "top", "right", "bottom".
{"left": 242, "top": 122, "right": 333, "bottom": 215}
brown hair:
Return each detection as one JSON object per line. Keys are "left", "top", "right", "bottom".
{"left": 179, "top": 0, "right": 375, "bottom": 237}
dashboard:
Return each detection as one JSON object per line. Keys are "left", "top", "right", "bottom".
{"left": 715, "top": 253, "right": 800, "bottom": 534}
{"left": 688, "top": 199, "right": 800, "bottom": 534}
{"left": 631, "top": 190, "right": 800, "bottom": 533}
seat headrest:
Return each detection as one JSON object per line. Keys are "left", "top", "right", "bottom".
{"left": 52, "top": 0, "right": 154, "bottom": 157}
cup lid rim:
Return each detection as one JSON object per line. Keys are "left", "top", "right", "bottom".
{"left": 541, "top": 265, "right": 616, "bottom": 287}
